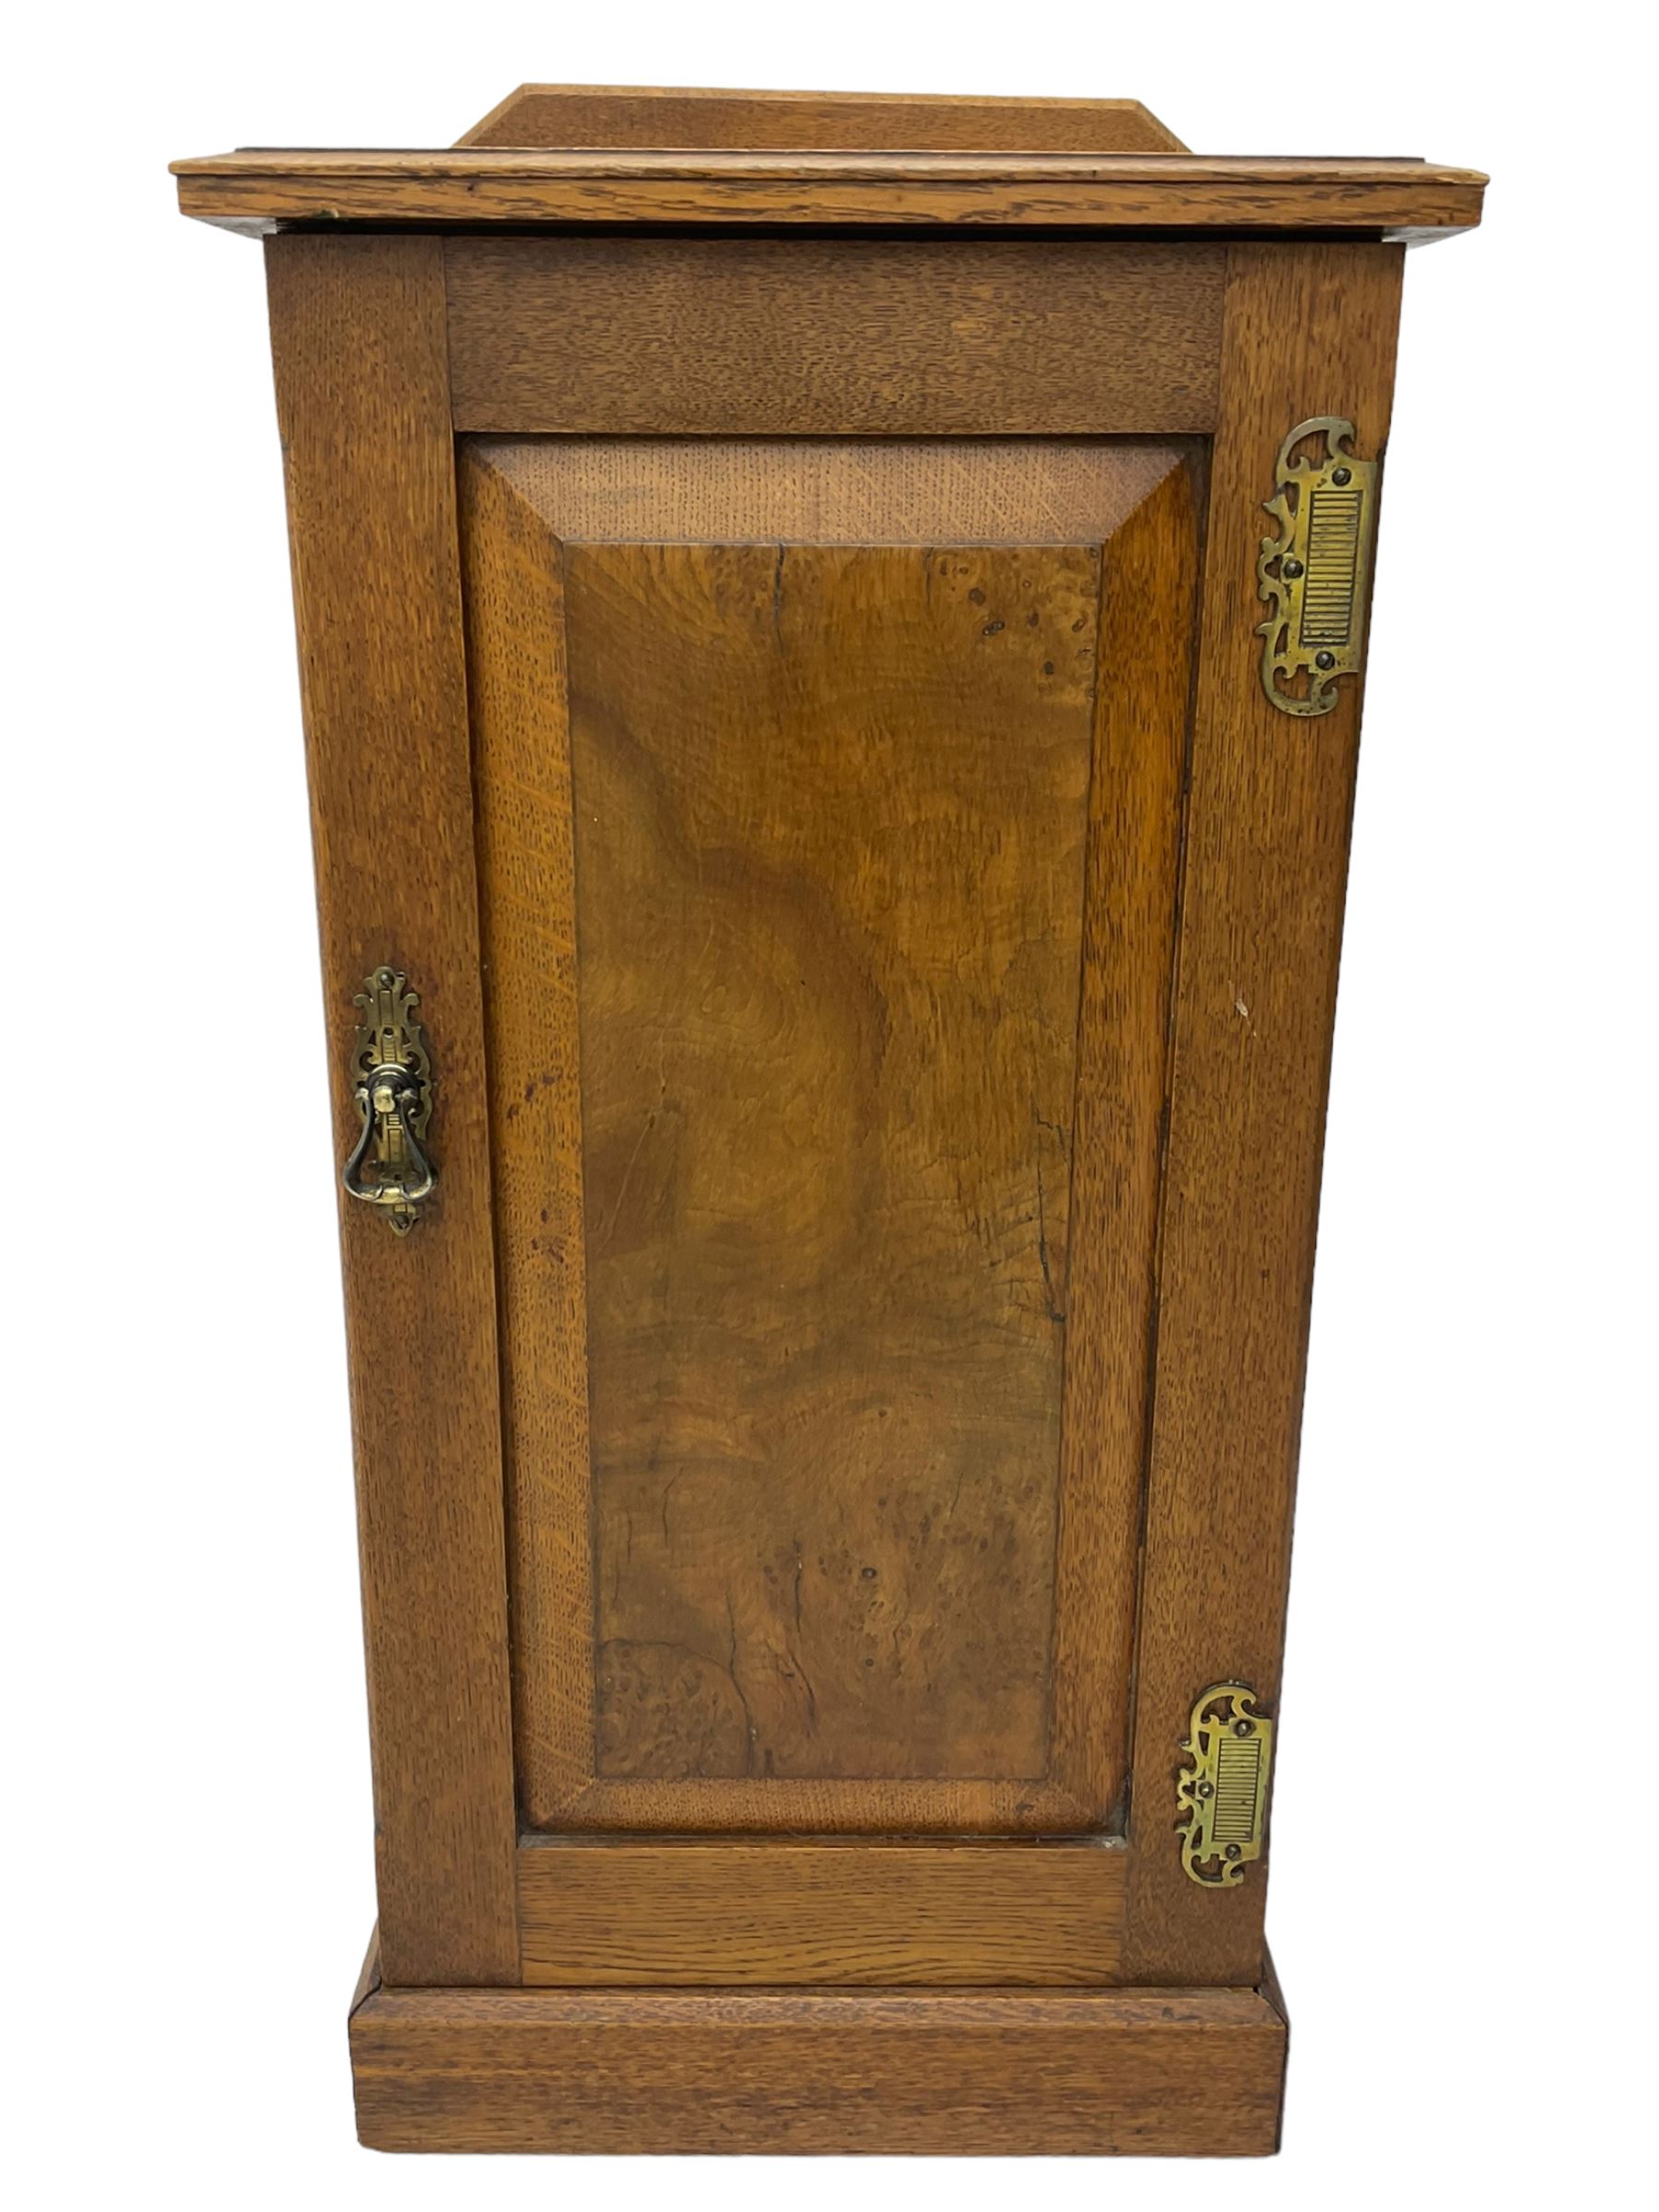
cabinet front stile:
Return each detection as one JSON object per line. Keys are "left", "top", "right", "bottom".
{"left": 265, "top": 233, "right": 519, "bottom": 1988}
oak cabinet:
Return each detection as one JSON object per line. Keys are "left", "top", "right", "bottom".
{"left": 173, "top": 86, "right": 1485, "bottom": 2155}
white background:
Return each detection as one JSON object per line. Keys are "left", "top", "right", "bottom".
{"left": 5, "top": 3, "right": 1652, "bottom": 2204}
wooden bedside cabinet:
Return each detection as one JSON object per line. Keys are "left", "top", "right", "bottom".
{"left": 171, "top": 85, "right": 1485, "bottom": 2155}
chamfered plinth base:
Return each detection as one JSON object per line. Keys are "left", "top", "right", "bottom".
{"left": 348, "top": 1940, "right": 1288, "bottom": 2155}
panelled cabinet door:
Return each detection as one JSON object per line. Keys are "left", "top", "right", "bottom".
{"left": 465, "top": 434, "right": 1196, "bottom": 1827}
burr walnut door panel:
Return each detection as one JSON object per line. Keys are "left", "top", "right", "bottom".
{"left": 459, "top": 437, "right": 1200, "bottom": 1835}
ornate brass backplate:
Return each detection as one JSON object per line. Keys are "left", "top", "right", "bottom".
{"left": 1177, "top": 1683, "right": 1274, "bottom": 1887}
{"left": 1256, "top": 416, "right": 1378, "bottom": 717}
{"left": 342, "top": 966, "right": 435, "bottom": 1235}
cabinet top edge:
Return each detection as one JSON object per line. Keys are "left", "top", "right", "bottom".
{"left": 170, "top": 148, "right": 1488, "bottom": 240}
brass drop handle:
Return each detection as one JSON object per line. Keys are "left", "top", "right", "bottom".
{"left": 342, "top": 967, "right": 436, "bottom": 1236}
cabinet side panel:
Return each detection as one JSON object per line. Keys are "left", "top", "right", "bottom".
{"left": 1123, "top": 241, "right": 1405, "bottom": 1982}
{"left": 265, "top": 235, "right": 519, "bottom": 1984}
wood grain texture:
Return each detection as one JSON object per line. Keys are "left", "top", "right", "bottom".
{"left": 265, "top": 235, "right": 518, "bottom": 1987}
{"left": 569, "top": 537, "right": 1089, "bottom": 1791}
{"left": 1121, "top": 242, "right": 1406, "bottom": 1983}
{"left": 547, "top": 1774, "right": 1091, "bottom": 1833}
{"left": 469, "top": 447, "right": 1082, "bottom": 1836}
{"left": 462, "top": 436, "right": 1188, "bottom": 543}
{"left": 456, "top": 449, "right": 592, "bottom": 1818}
{"left": 349, "top": 1926, "right": 382, "bottom": 2015}
{"left": 515, "top": 1839, "right": 1125, "bottom": 1985}
{"left": 456, "top": 83, "right": 1188, "bottom": 153}
{"left": 444, "top": 239, "right": 1222, "bottom": 436}
{"left": 463, "top": 438, "right": 1188, "bottom": 1834}
{"left": 1050, "top": 456, "right": 1204, "bottom": 1823}
{"left": 350, "top": 1978, "right": 1287, "bottom": 2152}
{"left": 172, "top": 150, "right": 1487, "bottom": 238}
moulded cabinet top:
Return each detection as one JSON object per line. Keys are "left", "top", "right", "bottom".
{"left": 171, "top": 82, "right": 1486, "bottom": 241}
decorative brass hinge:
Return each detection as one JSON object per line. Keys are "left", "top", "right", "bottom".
{"left": 1256, "top": 416, "right": 1379, "bottom": 717}
{"left": 1177, "top": 1683, "right": 1274, "bottom": 1887}
{"left": 341, "top": 966, "right": 436, "bottom": 1235}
